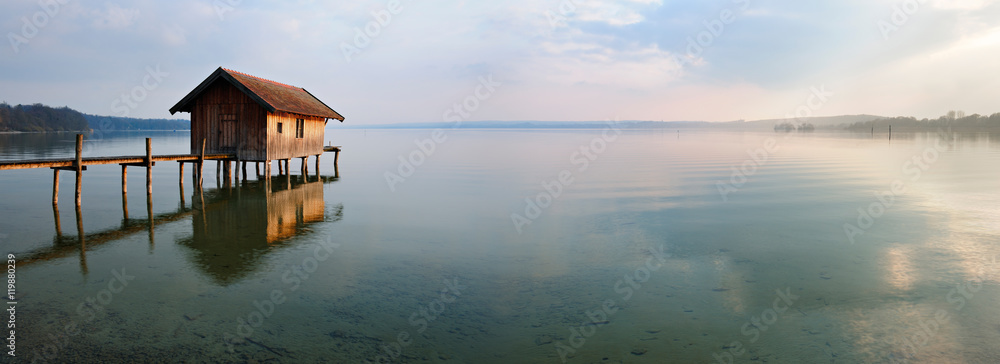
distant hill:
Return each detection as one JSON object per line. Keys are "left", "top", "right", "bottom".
{"left": 83, "top": 114, "right": 190, "bottom": 131}
{"left": 0, "top": 103, "right": 190, "bottom": 132}
{"left": 0, "top": 103, "right": 89, "bottom": 132}
{"left": 845, "top": 113, "right": 1000, "bottom": 131}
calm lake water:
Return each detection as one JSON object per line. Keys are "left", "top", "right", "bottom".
{"left": 1, "top": 129, "right": 999, "bottom": 363}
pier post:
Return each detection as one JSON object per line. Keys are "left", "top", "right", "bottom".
{"left": 52, "top": 169, "right": 60, "bottom": 205}
{"left": 315, "top": 154, "right": 321, "bottom": 176}
{"left": 241, "top": 161, "right": 247, "bottom": 181}
{"left": 255, "top": 162, "right": 261, "bottom": 178}
{"left": 179, "top": 162, "right": 184, "bottom": 186}
{"left": 278, "top": 160, "right": 284, "bottom": 175}
{"left": 75, "top": 134, "right": 83, "bottom": 207}
{"left": 334, "top": 150, "right": 340, "bottom": 167}
{"left": 265, "top": 160, "right": 272, "bottom": 184}
{"left": 301, "top": 156, "right": 307, "bottom": 176}
{"left": 121, "top": 165, "right": 128, "bottom": 194}
{"left": 198, "top": 139, "right": 206, "bottom": 186}
{"left": 145, "top": 138, "right": 152, "bottom": 196}
{"left": 52, "top": 204, "right": 62, "bottom": 239}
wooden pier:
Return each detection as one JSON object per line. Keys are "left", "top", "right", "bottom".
{"left": 0, "top": 134, "right": 341, "bottom": 207}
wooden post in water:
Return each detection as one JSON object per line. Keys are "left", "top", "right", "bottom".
{"left": 52, "top": 204, "right": 62, "bottom": 239}
{"left": 145, "top": 138, "right": 152, "bottom": 196}
{"left": 121, "top": 165, "right": 128, "bottom": 194}
{"left": 52, "top": 169, "right": 59, "bottom": 205}
{"left": 255, "top": 162, "right": 261, "bottom": 178}
{"left": 198, "top": 139, "right": 206, "bottom": 186}
{"left": 301, "top": 156, "right": 307, "bottom": 176}
{"left": 241, "top": 161, "right": 247, "bottom": 181}
{"left": 179, "top": 162, "right": 185, "bottom": 186}
{"left": 889, "top": 125, "right": 892, "bottom": 141}
{"left": 334, "top": 150, "right": 340, "bottom": 167}
{"left": 315, "top": 154, "right": 321, "bottom": 176}
{"left": 122, "top": 193, "right": 129, "bottom": 222}
{"left": 278, "top": 160, "right": 284, "bottom": 175}
{"left": 265, "top": 160, "right": 272, "bottom": 185}
{"left": 75, "top": 134, "right": 83, "bottom": 207}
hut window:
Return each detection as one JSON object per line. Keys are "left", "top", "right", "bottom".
{"left": 295, "top": 118, "right": 304, "bottom": 139}
{"left": 277, "top": 122, "right": 283, "bottom": 134}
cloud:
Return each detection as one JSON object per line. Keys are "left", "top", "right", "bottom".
{"left": 90, "top": 3, "right": 140, "bottom": 29}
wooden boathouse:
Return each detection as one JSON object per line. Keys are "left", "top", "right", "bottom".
{"left": 169, "top": 67, "right": 345, "bottom": 178}
{"left": 0, "top": 67, "right": 344, "bottom": 208}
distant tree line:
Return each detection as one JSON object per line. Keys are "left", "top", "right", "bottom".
{"left": 0, "top": 103, "right": 89, "bottom": 132}
{"left": 83, "top": 114, "right": 190, "bottom": 131}
{"left": 0, "top": 102, "right": 190, "bottom": 132}
{"left": 774, "top": 122, "right": 815, "bottom": 132}
{"left": 846, "top": 111, "right": 1000, "bottom": 132}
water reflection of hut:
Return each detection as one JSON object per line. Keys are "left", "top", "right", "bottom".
{"left": 178, "top": 177, "right": 342, "bottom": 285}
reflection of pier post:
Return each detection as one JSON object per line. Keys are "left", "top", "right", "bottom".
{"left": 76, "top": 203, "right": 87, "bottom": 275}
{"left": 147, "top": 194, "right": 154, "bottom": 252}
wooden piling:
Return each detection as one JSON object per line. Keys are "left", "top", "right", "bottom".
{"left": 301, "top": 156, "right": 307, "bottom": 176}
{"left": 198, "top": 139, "right": 206, "bottom": 186}
{"left": 122, "top": 193, "right": 129, "bottom": 222}
{"left": 265, "top": 160, "right": 272, "bottom": 183}
{"left": 179, "top": 162, "right": 185, "bottom": 186}
{"left": 121, "top": 165, "right": 128, "bottom": 194}
{"left": 278, "top": 160, "right": 284, "bottom": 175}
{"left": 334, "top": 150, "right": 340, "bottom": 166}
{"left": 255, "top": 162, "right": 261, "bottom": 178}
{"left": 52, "top": 169, "right": 59, "bottom": 205}
{"left": 241, "top": 161, "right": 247, "bottom": 181}
{"left": 53, "top": 204, "right": 62, "bottom": 238}
{"left": 315, "top": 154, "right": 320, "bottom": 175}
{"left": 145, "top": 138, "right": 152, "bottom": 195}
{"left": 75, "top": 134, "right": 83, "bottom": 206}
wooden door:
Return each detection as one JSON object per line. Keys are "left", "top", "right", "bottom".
{"left": 219, "top": 114, "right": 237, "bottom": 152}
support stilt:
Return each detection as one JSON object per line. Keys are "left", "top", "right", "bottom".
{"left": 52, "top": 169, "right": 59, "bottom": 205}
{"left": 145, "top": 138, "right": 152, "bottom": 196}
{"left": 75, "top": 134, "right": 83, "bottom": 207}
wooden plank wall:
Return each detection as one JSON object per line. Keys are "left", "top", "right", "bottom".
{"left": 266, "top": 111, "right": 325, "bottom": 160}
{"left": 191, "top": 80, "right": 268, "bottom": 161}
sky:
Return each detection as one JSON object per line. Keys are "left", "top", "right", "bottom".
{"left": 1, "top": 0, "right": 998, "bottom": 125}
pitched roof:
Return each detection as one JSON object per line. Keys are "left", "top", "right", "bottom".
{"left": 169, "top": 67, "right": 345, "bottom": 121}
